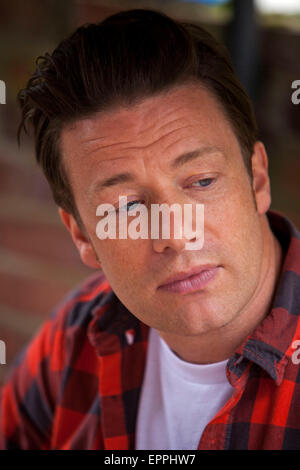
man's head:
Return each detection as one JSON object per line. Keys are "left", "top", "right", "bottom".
{"left": 18, "top": 9, "right": 274, "bottom": 338}
{"left": 18, "top": 9, "right": 258, "bottom": 223}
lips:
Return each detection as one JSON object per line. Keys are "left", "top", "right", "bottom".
{"left": 158, "top": 265, "right": 220, "bottom": 294}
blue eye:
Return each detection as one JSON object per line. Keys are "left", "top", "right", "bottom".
{"left": 192, "top": 178, "right": 214, "bottom": 187}
{"left": 119, "top": 200, "right": 141, "bottom": 213}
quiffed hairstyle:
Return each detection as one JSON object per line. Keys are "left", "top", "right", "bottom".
{"left": 18, "top": 8, "right": 258, "bottom": 223}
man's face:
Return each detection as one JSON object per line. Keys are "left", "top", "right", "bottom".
{"left": 61, "top": 84, "right": 271, "bottom": 337}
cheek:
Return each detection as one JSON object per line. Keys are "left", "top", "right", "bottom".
{"left": 94, "top": 239, "right": 146, "bottom": 290}
{"left": 207, "top": 178, "right": 262, "bottom": 265}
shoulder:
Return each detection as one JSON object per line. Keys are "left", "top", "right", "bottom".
{"left": 51, "top": 270, "right": 112, "bottom": 331}
{"left": 6, "top": 271, "right": 112, "bottom": 381}
{"left": 0, "top": 271, "right": 112, "bottom": 449}
{"left": 43, "top": 271, "right": 113, "bottom": 365}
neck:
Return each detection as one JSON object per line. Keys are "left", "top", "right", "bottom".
{"left": 156, "top": 217, "right": 283, "bottom": 364}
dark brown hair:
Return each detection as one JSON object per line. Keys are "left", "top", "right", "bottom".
{"left": 18, "top": 8, "right": 258, "bottom": 223}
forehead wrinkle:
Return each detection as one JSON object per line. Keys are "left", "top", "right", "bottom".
{"left": 81, "top": 136, "right": 132, "bottom": 147}
{"left": 152, "top": 117, "right": 189, "bottom": 136}
{"left": 77, "top": 120, "right": 192, "bottom": 159}
{"left": 119, "top": 125, "right": 193, "bottom": 154}
{"left": 83, "top": 141, "right": 133, "bottom": 157}
{"left": 137, "top": 103, "right": 188, "bottom": 132}
{"left": 86, "top": 125, "right": 194, "bottom": 163}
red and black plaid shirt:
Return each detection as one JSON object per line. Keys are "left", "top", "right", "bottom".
{"left": 1, "top": 210, "right": 300, "bottom": 450}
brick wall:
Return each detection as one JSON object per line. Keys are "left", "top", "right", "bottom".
{"left": 0, "top": 0, "right": 95, "bottom": 386}
{"left": 0, "top": 136, "right": 93, "bottom": 385}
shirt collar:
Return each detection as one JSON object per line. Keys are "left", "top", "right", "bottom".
{"left": 87, "top": 289, "right": 146, "bottom": 357}
{"left": 228, "top": 211, "right": 300, "bottom": 385}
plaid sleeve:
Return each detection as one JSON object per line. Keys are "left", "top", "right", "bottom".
{"left": 0, "top": 272, "right": 109, "bottom": 450}
{"left": 0, "top": 310, "right": 65, "bottom": 449}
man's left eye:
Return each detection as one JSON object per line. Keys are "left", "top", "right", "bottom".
{"left": 191, "top": 178, "right": 214, "bottom": 187}
{"left": 118, "top": 200, "right": 142, "bottom": 213}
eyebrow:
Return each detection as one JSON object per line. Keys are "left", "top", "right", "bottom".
{"left": 89, "top": 146, "right": 223, "bottom": 197}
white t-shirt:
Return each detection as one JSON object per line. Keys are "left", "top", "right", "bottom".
{"left": 135, "top": 327, "right": 234, "bottom": 450}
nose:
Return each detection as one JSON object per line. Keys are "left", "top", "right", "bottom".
{"left": 151, "top": 200, "right": 203, "bottom": 254}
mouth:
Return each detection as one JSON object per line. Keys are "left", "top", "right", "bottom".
{"left": 157, "top": 265, "right": 220, "bottom": 294}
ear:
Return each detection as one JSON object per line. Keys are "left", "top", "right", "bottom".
{"left": 251, "top": 141, "right": 271, "bottom": 215}
{"left": 58, "top": 208, "right": 100, "bottom": 269}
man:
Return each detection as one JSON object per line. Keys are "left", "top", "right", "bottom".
{"left": 1, "top": 9, "right": 300, "bottom": 450}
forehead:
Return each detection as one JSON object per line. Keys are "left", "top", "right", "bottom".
{"left": 60, "top": 84, "right": 240, "bottom": 187}
{"left": 62, "top": 84, "right": 234, "bottom": 147}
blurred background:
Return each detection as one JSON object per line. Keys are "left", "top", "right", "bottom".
{"left": 0, "top": 0, "right": 299, "bottom": 385}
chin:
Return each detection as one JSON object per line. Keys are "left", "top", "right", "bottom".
{"left": 158, "top": 302, "right": 230, "bottom": 337}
